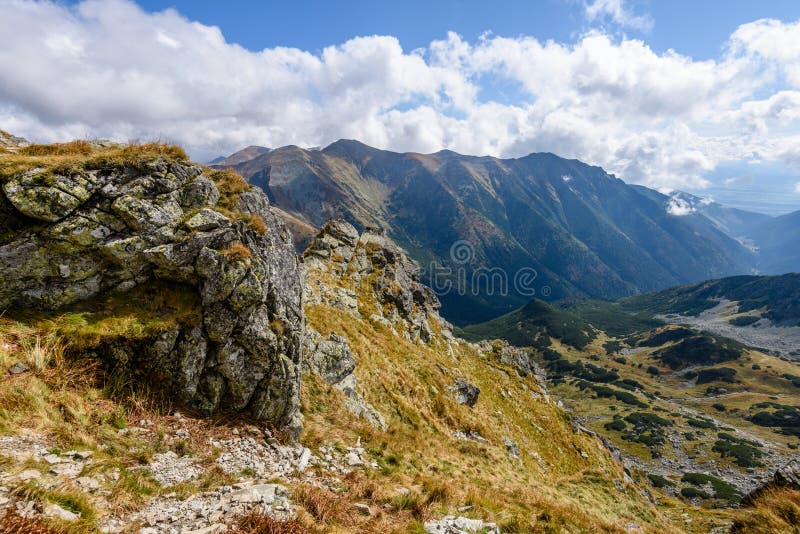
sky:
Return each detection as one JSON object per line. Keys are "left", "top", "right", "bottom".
{"left": 3, "top": 0, "right": 800, "bottom": 214}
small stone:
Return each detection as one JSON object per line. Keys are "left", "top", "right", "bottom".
{"left": 503, "top": 436, "right": 521, "bottom": 458}
{"left": 8, "top": 362, "right": 29, "bottom": 375}
{"left": 297, "top": 447, "right": 312, "bottom": 472}
{"left": 42, "top": 453, "right": 62, "bottom": 464}
{"left": 354, "top": 503, "right": 371, "bottom": 516}
{"left": 230, "top": 483, "right": 282, "bottom": 504}
{"left": 44, "top": 502, "right": 80, "bottom": 521}
{"left": 17, "top": 469, "right": 41, "bottom": 481}
{"left": 76, "top": 476, "right": 100, "bottom": 490}
{"left": 345, "top": 451, "right": 364, "bottom": 466}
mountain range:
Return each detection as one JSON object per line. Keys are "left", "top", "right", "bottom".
{"left": 213, "top": 140, "right": 798, "bottom": 325}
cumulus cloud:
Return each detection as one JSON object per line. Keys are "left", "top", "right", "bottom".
{"left": 1, "top": 0, "right": 800, "bottom": 192}
{"left": 583, "top": 0, "right": 654, "bottom": 32}
{"left": 795, "top": 182, "right": 800, "bottom": 193}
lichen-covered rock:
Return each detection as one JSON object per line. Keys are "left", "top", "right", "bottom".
{"left": 0, "top": 155, "right": 304, "bottom": 436}
{"left": 306, "top": 332, "right": 356, "bottom": 385}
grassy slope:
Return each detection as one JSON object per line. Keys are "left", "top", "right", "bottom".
{"left": 300, "top": 269, "right": 679, "bottom": 533}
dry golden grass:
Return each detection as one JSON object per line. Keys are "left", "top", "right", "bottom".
{"left": 234, "top": 512, "right": 310, "bottom": 534}
{"left": 731, "top": 488, "right": 800, "bottom": 533}
{"left": 0, "top": 140, "right": 187, "bottom": 181}
{"left": 300, "top": 289, "right": 682, "bottom": 533}
{"left": 205, "top": 167, "right": 251, "bottom": 211}
{"left": 222, "top": 242, "right": 253, "bottom": 262}
{"left": 0, "top": 509, "right": 68, "bottom": 534}
{"left": 292, "top": 484, "right": 352, "bottom": 525}
{"left": 246, "top": 213, "right": 268, "bottom": 234}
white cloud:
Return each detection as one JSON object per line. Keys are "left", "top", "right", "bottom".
{"left": 795, "top": 182, "right": 800, "bottom": 193}
{"left": 562, "top": 175, "right": 573, "bottom": 182}
{"left": 584, "top": 0, "right": 654, "bottom": 32}
{"left": 0, "top": 1, "right": 800, "bottom": 192}
{"left": 666, "top": 196, "right": 695, "bottom": 216}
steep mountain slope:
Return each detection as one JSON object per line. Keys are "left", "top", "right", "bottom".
{"left": 298, "top": 220, "right": 693, "bottom": 532}
{"left": 216, "top": 140, "right": 754, "bottom": 325}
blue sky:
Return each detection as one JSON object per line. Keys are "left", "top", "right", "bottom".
{"left": 131, "top": 0, "right": 800, "bottom": 60}
{"left": 5, "top": 0, "right": 800, "bottom": 215}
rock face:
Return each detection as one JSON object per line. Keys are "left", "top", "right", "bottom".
{"left": 303, "top": 220, "right": 451, "bottom": 343}
{"left": 0, "top": 155, "right": 303, "bottom": 434}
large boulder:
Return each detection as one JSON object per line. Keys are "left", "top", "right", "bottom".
{"left": 0, "top": 154, "right": 304, "bottom": 436}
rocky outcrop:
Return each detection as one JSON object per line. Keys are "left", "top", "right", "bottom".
{"left": 0, "top": 130, "right": 28, "bottom": 152}
{"left": 0, "top": 154, "right": 303, "bottom": 435}
{"left": 303, "top": 220, "right": 452, "bottom": 343}
{"left": 304, "top": 328, "right": 387, "bottom": 429}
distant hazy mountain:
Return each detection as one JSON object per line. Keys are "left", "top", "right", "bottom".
{"left": 748, "top": 211, "right": 800, "bottom": 274}
{"left": 215, "top": 140, "right": 755, "bottom": 324}
{"left": 631, "top": 187, "right": 771, "bottom": 248}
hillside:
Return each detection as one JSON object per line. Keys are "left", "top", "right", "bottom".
{"left": 214, "top": 141, "right": 754, "bottom": 325}
{"left": 461, "top": 274, "right": 800, "bottom": 516}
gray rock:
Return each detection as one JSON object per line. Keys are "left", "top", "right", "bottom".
{"left": 44, "top": 503, "right": 80, "bottom": 521}
{"left": 774, "top": 457, "right": 800, "bottom": 488}
{"left": 503, "top": 436, "right": 521, "bottom": 457}
{"left": 424, "top": 515, "right": 500, "bottom": 533}
{"left": 8, "top": 362, "right": 29, "bottom": 375}
{"left": 451, "top": 378, "right": 480, "bottom": 407}
{"left": 181, "top": 176, "right": 220, "bottom": 208}
{"left": 306, "top": 333, "right": 356, "bottom": 385}
{"left": 184, "top": 208, "right": 231, "bottom": 232}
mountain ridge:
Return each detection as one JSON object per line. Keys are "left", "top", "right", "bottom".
{"left": 214, "top": 140, "right": 756, "bottom": 325}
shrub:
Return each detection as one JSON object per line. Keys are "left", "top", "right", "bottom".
{"left": 697, "top": 367, "right": 737, "bottom": 384}
{"left": 647, "top": 474, "right": 675, "bottom": 488}
{"left": 605, "top": 419, "right": 627, "bottom": 432}
{"left": 681, "top": 487, "right": 711, "bottom": 499}
{"left": 687, "top": 417, "right": 717, "bottom": 430}
{"left": 682, "top": 473, "right": 741, "bottom": 502}
{"left": 646, "top": 366, "right": 660, "bottom": 376}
